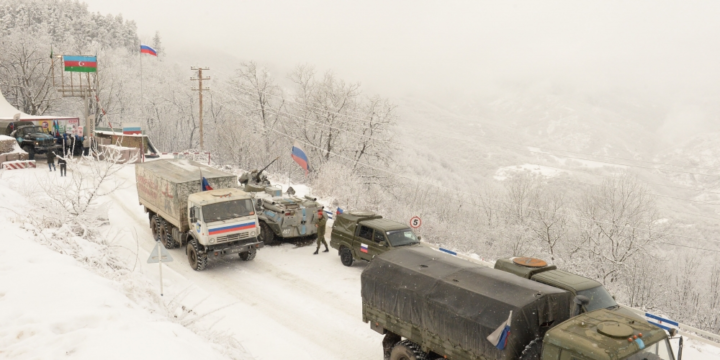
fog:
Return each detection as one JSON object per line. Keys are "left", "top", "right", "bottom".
{"left": 82, "top": 0, "right": 720, "bottom": 114}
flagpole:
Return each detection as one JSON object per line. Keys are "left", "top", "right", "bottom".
{"left": 140, "top": 47, "right": 143, "bottom": 118}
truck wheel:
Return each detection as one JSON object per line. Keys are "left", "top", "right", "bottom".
{"left": 150, "top": 215, "right": 160, "bottom": 241}
{"left": 239, "top": 248, "right": 256, "bottom": 261}
{"left": 260, "top": 222, "right": 278, "bottom": 246}
{"left": 187, "top": 239, "right": 207, "bottom": 271}
{"left": 159, "top": 221, "right": 178, "bottom": 249}
{"left": 389, "top": 340, "right": 428, "bottom": 360}
{"left": 340, "top": 246, "right": 354, "bottom": 267}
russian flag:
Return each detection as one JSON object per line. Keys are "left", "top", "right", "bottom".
{"left": 202, "top": 177, "right": 213, "bottom": 191}
{"left": 487, "top": 311, "right": 512, "bottom": 350}
{"left": 140, "top": 44, "right": 158, "bottom": 56}
{"left": 360, "top": 243, "right": 369, "bottom": 253}
{"left": 337, "top": 207, "right": 344, "bottom": 215}
{"left": 291, "top": 142, "right": 311, "bottom": 175}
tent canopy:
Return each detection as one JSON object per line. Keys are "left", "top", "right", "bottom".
{"left": 0, "top": 89, "right": 78, "bottom": 121}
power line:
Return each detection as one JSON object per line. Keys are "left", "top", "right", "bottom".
{"left": 220, "top": 88, "right": 720, "bottom": 204}
{"left": 215, "top": 93, "right": 393, "bottom": 145}
{"left": 225, "top": 83, "right": 720, "bottom": 179}
{"left": 219, "top": 83, "right": 391, "bottom": 128}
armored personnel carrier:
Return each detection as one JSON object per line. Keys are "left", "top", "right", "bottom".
{"left": 239, "top": 159, "right": 323, "bottom": 245}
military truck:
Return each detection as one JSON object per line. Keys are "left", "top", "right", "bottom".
{"left": 136, "top": 159, "right": 263, "bottom": 271}
{"left": 495, "top": 257, "right": 644, "bottom": 321}
{"left": 1, "top": 121, "right": 60, "bottom": 159}
{"left": 239, "top": 160, "right": 323, "bottom": 245}
{"left": 330, "top": 210, "right": 420, "bottom": 266}
{"left": 362, "top": 247, "right": 679, "bottom": 360}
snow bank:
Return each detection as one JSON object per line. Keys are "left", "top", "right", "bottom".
{"left": 0, "top": 169, "right": 244, "bottom": 360}
{"left": 0, "top": 134, "right": 25, "bottom": 154}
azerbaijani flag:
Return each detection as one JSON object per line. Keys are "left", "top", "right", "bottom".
{"left": 487, "top": 311, "right": 512, "bottom": 350}
{"left": 63, "top": 55, "right": 97, "bottom": 72}
{"left": 140, "top": 45, "right": 157, "bottom": 56}
{"left": 202, "top": 177, "right": 214, "bottom": 191}
{"left": 291, "top": 142, "right": 311, "bottom": 175}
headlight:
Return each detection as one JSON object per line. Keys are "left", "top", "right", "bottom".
{"left": 250, "top": 231, "right": 255, "bottom": 236}
{"left": 34, "top": 141, "right": 39, "bottom": 145}
{"left": 210, "top": 238, "right": 216, "bottom": 244}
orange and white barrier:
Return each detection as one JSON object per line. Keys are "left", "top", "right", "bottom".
{"left": 2, "top": 160, "right": 36, "bottom": 170}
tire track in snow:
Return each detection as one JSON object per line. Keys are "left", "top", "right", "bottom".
{"left": 108, "top": 167, "right": 380, "bottom": 360}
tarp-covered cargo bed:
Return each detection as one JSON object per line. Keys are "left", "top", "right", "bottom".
{"left": 135, "top": 159, "right": 238, "bottom": 230}
{"left": 361, "top": 247, "right": 572, "bottom": 359}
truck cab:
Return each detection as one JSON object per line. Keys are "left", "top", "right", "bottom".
{"left": 330, "top": 211, "right": 420, "bottom": 266}
{"left": 3, "top": 122, "right": 60, "bottom": 159}
{"left": 495, "top": 257, "right": 642, "bottom": 320}
{"left": 188, "top": 189, "right": 259, "bottom": 248}
{"left": 543, "top": 309, "right": 676, "bottom": 360}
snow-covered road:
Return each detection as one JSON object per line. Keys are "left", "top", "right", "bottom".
{"left": 108, "top": 165, "right": 382, "bottom": 360}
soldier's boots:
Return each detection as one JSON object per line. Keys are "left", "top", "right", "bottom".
{"left": 313, "top": 249, "right": 319, "bottom": 255}
{"left": 323, "top": 247, "right": 329, "bottom": 253}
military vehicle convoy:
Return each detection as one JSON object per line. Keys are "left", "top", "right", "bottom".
{"left": 239, "top": 162, "right": 323, "bottom": 245}
{"left": 136, "top": 159, "right": 263, "bottom": 271}
{"left": 362, "top": 247, "right": 679, "bottom": 360}
{"left": 329, "top": 210, "right": 420, "bottom": 266}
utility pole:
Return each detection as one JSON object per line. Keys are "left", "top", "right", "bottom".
{"left": 191, "top": 67, "right": 210, "bottom": 150}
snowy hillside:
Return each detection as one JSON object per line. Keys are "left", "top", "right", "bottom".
{"left": 1, "top": 161, "right": 720, "bottom": 359}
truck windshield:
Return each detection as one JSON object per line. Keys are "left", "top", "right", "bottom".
{"left": 202, "top": 199, "right": 255, "bottom": 222}
{"left": 626, "top": 338, "right": 674, "bottom": 360}
{"left": 20, "top": 126, "right": 44, "bottom": 136}
{"left": 386, "top": 229, "right": 419, "bottom": 247}
{"left": 577, "top": 286, "right": 618, "bottom": 312}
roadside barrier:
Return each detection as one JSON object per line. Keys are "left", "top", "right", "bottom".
{"left": 1, "top": 160, "right": 36, "bottom": 170}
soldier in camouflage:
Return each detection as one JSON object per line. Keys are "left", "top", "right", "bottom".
{"left": 313, "top": 210, "right": 329, "bottom": 255}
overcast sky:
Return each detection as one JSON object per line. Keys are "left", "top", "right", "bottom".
{"left": 82, "top": 0, "right": 720, "bottom": 101}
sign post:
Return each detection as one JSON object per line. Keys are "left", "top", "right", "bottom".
{"left": 147, "top": 241, "right": 173, "bottom": 296}
{"left": 410, "top": 216, "right": 422, "bottom": 229}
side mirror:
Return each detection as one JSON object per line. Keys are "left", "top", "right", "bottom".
{"left": 574, "top": 295, "right": 590, "bottom": 306}
{"left": 417, "top": 236, "right": 422, "bottom": 241}
{"left": 379, "top": 241, "right": 388, "bottom": 247}
{"left": 256, "top": 199, "right": 263, "bottom": 209}
{"left": 190, "top": 207, "right": 196, "bottom": 222}
{"left": 573, "top": 295, "right": 590, "bottom": 317}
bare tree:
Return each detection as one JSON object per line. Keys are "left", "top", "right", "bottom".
{"left": 228, "top": 61, "right": 285, "bottom": 159}
{"left": 575, "top": 173, "right": 666, "bottom": 285}
{"left": 530, "top": 188, "right": 569, "bottom": 263}
{"left": 37, "top": 147, "right": 136, "bottom": 217}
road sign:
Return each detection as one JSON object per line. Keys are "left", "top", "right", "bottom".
{"left": 147, "top": 241, "right": 173, "bottom": 297}
{"left": 147, "top": 241, "right": 173, "bottom": 263}
{"left": 410, "top": 216, "right": 422, "bottom": 229}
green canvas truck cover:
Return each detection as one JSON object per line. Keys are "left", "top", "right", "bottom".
{"left": 362, "top": 247, "right": 572, "bottom": 359}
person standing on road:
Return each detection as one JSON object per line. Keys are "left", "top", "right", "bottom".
{"left": 46, "top": 151, "right": 56, "bottom": 172}
{"left": 58, "top": 156, "right": 67, "bottom": 177}
{"left": 82, "top": 136, "right": 91, "bottom": 156}
{"left": 313, "top": 210, "right": 329, "bottom": 255}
